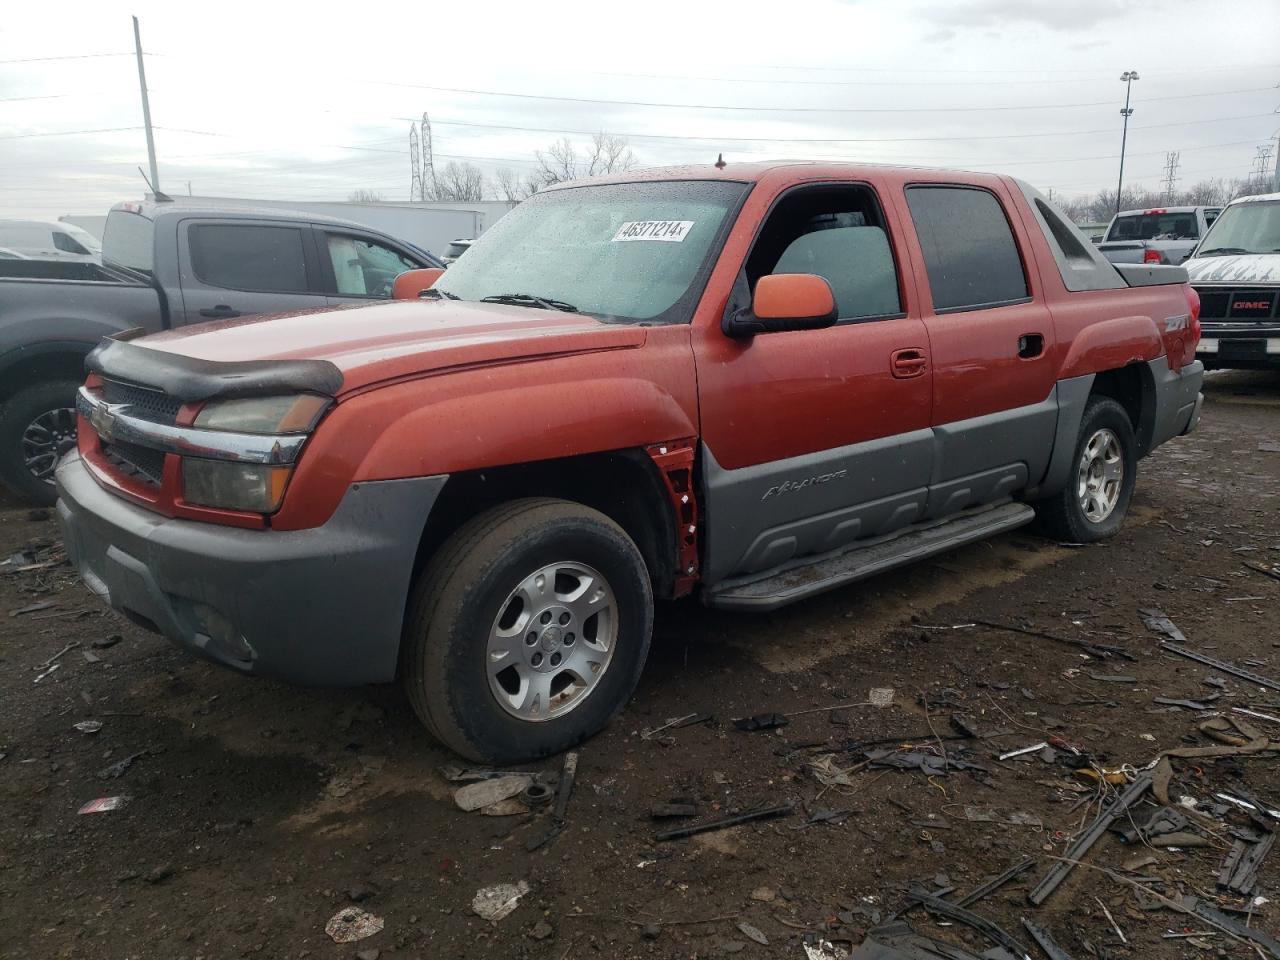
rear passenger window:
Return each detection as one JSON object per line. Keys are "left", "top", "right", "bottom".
{"left": 746, "top": 184, "right": 901, "bottom": 322}
{"left": 905, "top": 186, "right": 1028, "bottom": 313}
{"left": 189, "top": 224, "right": 309, "bottom": 293}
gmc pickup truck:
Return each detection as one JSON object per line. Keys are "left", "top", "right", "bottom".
{"left": 0, "top": 199, "right": 440, "bottom": 505}
{"left": 1098, "top": 205, "right": 1220, "bottom": 266}
{"left": 1183, "top": 191, "right": 1280, "bottom": 370}
{"left": 55, "top": 162, "right": 1204, "bottom": 762}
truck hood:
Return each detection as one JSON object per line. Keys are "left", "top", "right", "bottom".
{"left": 1186, "top": 253, "right": 1280, "bottom": 286}
{"left": 136, "top": 299, "right": 647, "bottom": 394}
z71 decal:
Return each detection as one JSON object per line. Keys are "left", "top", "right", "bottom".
{"left": 761, "top": 470, "right": 848, "bottom": 501}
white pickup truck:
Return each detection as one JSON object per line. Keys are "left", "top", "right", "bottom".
{"left": 1184, "top": 192, "right": 1280, "bottom": 371}
{"left": 1098, "top": 206, "right": 1221, "bottom": 266}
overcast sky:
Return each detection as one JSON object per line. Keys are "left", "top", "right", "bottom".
{"left": 2, "top": 0, "right": 1277, "bottom": 219}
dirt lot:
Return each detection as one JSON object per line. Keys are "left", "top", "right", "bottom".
{"left": 2, "top": 371, "right": 1279, "bottom": 960}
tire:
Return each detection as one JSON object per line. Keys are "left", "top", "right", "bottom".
{"left": 0, "top": 380, "right": 81, "bottom": 507}
{"left": 403, "top": 498, "right": 653, "bottom": 763}
{"left": 1036, "top": 396, "right": 1137, "bottom": 543}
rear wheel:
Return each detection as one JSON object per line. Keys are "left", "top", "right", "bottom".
{"left": 402, "top": 498, "right": 653, "bottom": 763}
{"left": 0, "top": 380, "right": 80, "bottom": 506}
{"left": 1036, "top": 396, "right": 1137, "bottom": 543}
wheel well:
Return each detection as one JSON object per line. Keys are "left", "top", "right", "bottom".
{"left": 413, "top": 451, "right": 679, "bottom": 599}
{"left": 0, "top": 350, "right": 88, "bottom": 403}
{"left": 1089, "top": 363, "right": 1156, "bottom": 455}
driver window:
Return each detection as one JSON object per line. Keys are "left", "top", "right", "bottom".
{"left": 326, "top": 234, "right": 417, "bottom": 298}
{"left": 746, "top": 184, "right": 902, "bottom": 322}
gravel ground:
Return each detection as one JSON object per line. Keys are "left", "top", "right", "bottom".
{"left": 1, "top": 370, "right": 1278, "bottom": 960}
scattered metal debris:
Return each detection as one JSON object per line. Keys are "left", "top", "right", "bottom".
{"left": 9, "top": 599, "right": 56, "bottom": 617}
{"left": 1153, "top": 693, "right": 1220, "bottom": 710}
{"left": 471, "top": 881, "right": 529, "bottom": 923}
{"left": 865, "top": 748, "right": 985, "bottom": 776}
{"left": 72, "top": 720, "right": 102, "bottom": 735}
{"left": 1243, "top": 559, "right": 1280, "bottom": 582}
{"left": 1159, "top": 642, "right": 1280, "bottom": 692}
{"left": 962, "top": 807, "right": 1042, "bottom": 829}
{"left": 454, "top": 775, "right": 532, "bottom": 812}
{"left": 98, "top": 751, "right": 147, "bottom": 780}
{"left": 734, "top": 713, "right": 789, "bottom": 731}
{"left": 998, "top": 743, "right": 1047, "bottom": 761}
{"left": 77, "top": 796, "right": 128, "bottom": 814}
{"left": 906, "top": 889, "right": 1033, "bottom": 960}
{"left": 954, "top": 856, "right": 1036, "bottom": 907}
{"left": 1218, "top": 831, "right": 1274, "bottom": 896}
{"left": 1140, "top": 608, "right": 1188, "bottom": 644}
{"left": 653, "top": 803, "right": 794, "bottom": 842}
{"left": 1177, "top": 896, "right": 1280, "bottom": 959}
{"left": 641, "top": 713, "right": 704, "bottom": 742}
{"left": 1028, "top": 773, "right": 1153, "bottom": 905}
{"left": 325, "top": 906, "right": 384, "bottom": 942}
{"left": 1094, "top": 897, "right": 1128, "bottom": 945}
{"left": 650, "top": 802, "right": 698, "bottom": 819}
{"left": 33, "top": 663, "right": 60, "bottom": 684}
{"left": 972, "top": 619, "right": 1133, "bottom": 660}
{"left": 1234, "top": 707, "right": 1280, "bottom": 726}
{"left": 805, "top": 934, "right": 853, "bottom": 960}
{"left": 737, "top": 921, "right": 769, "bottom": 946}
{"left": 1021, "top": 918, "right": 1071, "bottom": 960}
{"left": 1086, "top": 673, "right": 1137, "bottom": 683}
{"left": 1113, "top": 806, "right": 1188, "bottom": 845}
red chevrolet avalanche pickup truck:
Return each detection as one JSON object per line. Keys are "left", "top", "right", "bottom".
{"left": 56, "top": 162, "right": 1204, "bottom": 762}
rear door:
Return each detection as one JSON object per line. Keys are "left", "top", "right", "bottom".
{"left": 175, "top": 218, "right": 329, "bottom": 325}
{"left": 898, "top": 182, "right": 1058, "bottom": 518}
{"left": 313, "top": 228, "right": 426, "bottom": 304}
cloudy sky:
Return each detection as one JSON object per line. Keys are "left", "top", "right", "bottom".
{"left": 2, "top": 0, "right": 1277, "bottom": 219}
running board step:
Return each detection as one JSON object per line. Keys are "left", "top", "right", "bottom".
{"left": 705, "top": 502, "right": 1036, "bottom": 612}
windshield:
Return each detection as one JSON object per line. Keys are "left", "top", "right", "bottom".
{"left": 60, "top": 222, "right": 102, "bottom": 254}
{"left": 434, "top": 179, "right": 747, "bottom": 323}
{"left": 1106, "top": 211, "right": 1199, "bottom": 242}
{"left": 1194, "top": 199, "right": 1280, "bottom": 256}
{"left": 102, "top": 209, "right": 155, "bottom": 274}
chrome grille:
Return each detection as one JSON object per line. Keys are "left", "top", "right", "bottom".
{"left": 101, "top": 379, "right": 182, "bottom": 425}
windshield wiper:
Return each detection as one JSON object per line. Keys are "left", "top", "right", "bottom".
{"left": 480, "top": 292, "right": 579, "bottom": 313}
{"left": 1196, "top": 247, "right": 1250, "bottom": 257}
{"left": 420, "top": 287, "right": 460, "bottom": 300}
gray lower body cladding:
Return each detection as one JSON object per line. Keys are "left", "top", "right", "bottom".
{"left": 56, "top": 451, "right": 445, "bottom": 685}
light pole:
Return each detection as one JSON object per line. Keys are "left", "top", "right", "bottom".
{"left": 1115, "top": 70, "right": 1139, "bottom": 216}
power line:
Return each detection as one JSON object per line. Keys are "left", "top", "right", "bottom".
{"left": 0, "top": 125, "right": 142, "bottom": 140}
{"left": 373, "top": 80, "right": 1274, "bottom": 115}
{"left": 0, "top": 52, "right": 137, "bottom": 65}
{"left": 416, "top": 111, "right": 1276, "bottom": 148}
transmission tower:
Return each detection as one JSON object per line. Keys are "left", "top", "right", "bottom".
{"left": 420, "top": 112, "right": 436, "bottom": 200}
{"left": 409, "top": 124, "right": 422, "bottom": 202}
{"left": 1253, "top": 143, "right": 1275, "bottom": 190}
{"left": 1161, "top": 151, "right": 1180, "bottom": 203}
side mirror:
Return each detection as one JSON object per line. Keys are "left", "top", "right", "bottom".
{"left": 725, "top": 273, "right": 838, "bottom": 337}
{"left": 392, "top": 267, "right": 446, "bottom": 300}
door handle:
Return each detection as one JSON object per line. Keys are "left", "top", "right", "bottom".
{"left": 199, "top": 305, "right": 242, "bottom": 319}
{"left": 1018, "top": 333, "right": 1045, "bottom": 359}
{"left": 891, "top": 348, "right": 928, "bottom": 379}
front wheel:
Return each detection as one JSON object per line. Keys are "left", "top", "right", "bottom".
{"left": 1036, "top": 396, "right": 1137, "bottom": 543}
{"left": 0, "top": 380, "right": 81, "bottom": 506}
{"left": 402, "top": 498, "right": 653, "bottom": 763}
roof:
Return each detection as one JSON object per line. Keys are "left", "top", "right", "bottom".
{"left": 541, "top": 160, "right": 1014, "bottom": 192}
{"left": 109, "top": 197, "right": 398, "bottom": 232}
{"left": 1226, "top": 191, "right": 1280, "bottom": 206}
{"left": 1113, "top": 206, "right": 1210, "bottom": 216}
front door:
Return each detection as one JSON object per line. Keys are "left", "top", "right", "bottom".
{"left": 897, "top": 182, "right": 1059, "bottom": 518}
{"left": 694, "top": 179, "right": 934, "bottom": 584}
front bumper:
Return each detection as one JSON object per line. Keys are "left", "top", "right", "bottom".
{"left": 1196, "top": 326, "right": 1280, "bottom": 370}
{"left": 56, "top": 450, "right": 446, "bottom": 685}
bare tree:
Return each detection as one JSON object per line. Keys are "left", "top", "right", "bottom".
{"left": 347, "top": 189, "right": 384, "bottom": 202}
{"left": 529, "top": 133, "right": 638, "bottom": 193}
{"left": 429, "top": 161, "right": 486, "bottom": 202}
{"left": 494, "top": 167, "right": 538, "bottom": 204}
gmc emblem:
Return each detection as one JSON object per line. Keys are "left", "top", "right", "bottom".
{"left": 1234, "top": 301, "right": 1269, "bottom": 310}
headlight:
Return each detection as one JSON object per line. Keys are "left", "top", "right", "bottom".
{"left": 182, "top": 460, "right": 293, "bottom": 513}
{"left": 183, "top": 394, "right": 329, "bottom": 512}
{"left": 194, "top": 394, "right": 329, "bottom": 434}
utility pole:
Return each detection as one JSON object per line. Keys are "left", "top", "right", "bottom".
{"left": 132, "top": 16, "right": 160, "bottom": 196}
{"left": 1162, "top": 151, "right": 1180, "bottom": 203}
{"left": 1116, "top": 70, "right": 1139, "bottom": 216}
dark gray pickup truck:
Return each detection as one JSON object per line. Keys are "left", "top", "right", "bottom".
{"left": 0, "top": 199, "right": 440, "bottom": 504}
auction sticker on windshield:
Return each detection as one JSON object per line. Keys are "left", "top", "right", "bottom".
{"left": 612, "top": 220, "right": 695, "bottom": 242}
